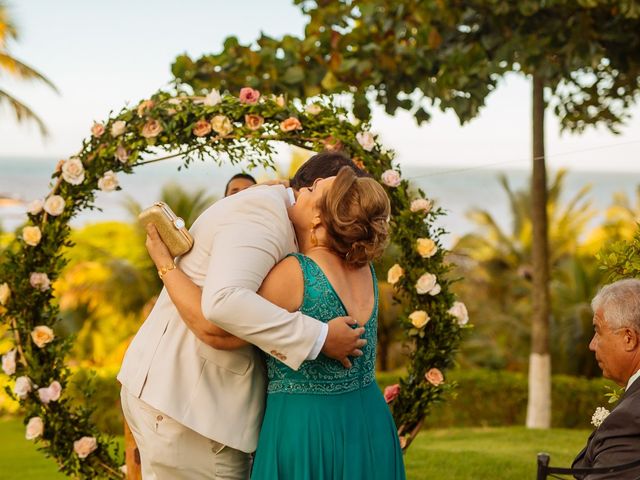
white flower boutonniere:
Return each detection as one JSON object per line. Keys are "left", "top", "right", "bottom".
{"left": 591, "top": 406, "right": 610, "bottom": 428}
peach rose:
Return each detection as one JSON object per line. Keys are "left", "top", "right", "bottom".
{"left": 210, "top": 115, "right": 233, "bottom": 137}
{"left": 387, "top": 264, "right": 404, "bottom": 285}
{"left": 425, "top": 368, "right": 444, "bottom": 386}
{"left": 0, "top": 282, "right": 11, "bottom": 306}
{"left": 381, "top": 169, "right": 401, "bottom": 187}
{"left": 409, "top": 310, "right": 430, "bottom": 329}
{"left": 280, "top": 117, "right": 302, "bottom": 132}
{"left": 305, "top": 103, "right": 322, "bottom": 115}
{"left": 193, "top": 119, "right": 212, "bottom": 137}
{"left": 31, "top": 325, "right": 54, "bottom": 348}
{"left": 323, "top": 136, "right": 344, "bottom": 152}
{"left": 110, "top": 120, "right": 127, "bottom": 137}
{"left": 14, "top": 376, "right": 32, "bottom": 399}
{"left": 416, "top": 238, "right": 437, "bottom": 258}
{"left": 203, "top": 89, "right": 221, "bottom": 106}
{"left": 74, "top": 436, "right": 98, "bottom": 459}
{"left": 384, "top": 384, "right": 400, "bottom": 403}
{"left": 38, "top": 381, "right": 62, "bottom": 404}
{"left": 448, "top": 301, "right": 469, "bottom": 326}
{"left": 27, "top": 199, "right": 44, "bottom": 215}
{"left": 25, "top": 417, "right": 44, "bottom": 440}
{"left": 416, "top": 273, "right": 438, "bottom": 295}
{"left": 43, "top": 195, "right": 65, "bottom": 216}
{"left": 142, "top": 119, "right": 163, "bottom": 138}
{"left": 91, "top": 122, "right": 105, "bottom": 137}
{"left": 30, "top": 272, "right": 51, "bottom": 292}
{"left": 22, "top": 226, "right": 42, "bottom": 246}
{"left": 2, "top": 349, "right": 16, "bottom": 375}
{"left": 244, "top": 114, "right": 264, "bottom": 131}
{"left": 410, "top": 198, "right": 433, "bottom": 214}
{"left": 137, "top": 99, "right": 155, "bottom": 117}
{"left": 274, "top": 94, "right": 286, "bottom": 107}
{"left": 115, "top": 145, "right": 129, "bottom": 163}
{"left": 356, "top": 131, "right": 375, "bottom": 151}
{"left": 239, "top": 87, "right": 260, "bottom": 104}
{"left": 98, "top": 171, "right": 119, "bottom": 192}
{"left": 61, "top": 157, "right": 85, "bottom": 185}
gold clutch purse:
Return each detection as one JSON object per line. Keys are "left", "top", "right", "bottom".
{"left": 138, "top": 202, "right": 194, "bottom": 258}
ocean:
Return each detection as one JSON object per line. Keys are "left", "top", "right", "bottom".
{"left": 1, "top": 156, "right": 638, "bottom": 247}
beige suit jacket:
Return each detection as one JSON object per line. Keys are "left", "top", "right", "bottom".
{"left": 117, "top": 185, "right": 323, "bottom": 453}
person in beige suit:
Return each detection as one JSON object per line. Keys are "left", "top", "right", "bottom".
{"left": 118, "top": 152, "right": 367, "bottom": 479}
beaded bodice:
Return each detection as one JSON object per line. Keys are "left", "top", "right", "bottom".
{"left": 266, "top": 253, "right": 378, "bottom": 395}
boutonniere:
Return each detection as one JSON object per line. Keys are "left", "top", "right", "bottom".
{"left": 591, "top": 406, "right": 610, "bottom": 428}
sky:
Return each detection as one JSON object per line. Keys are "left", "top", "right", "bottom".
{"left": 1, "top": 0, "right": 639, "bottom": 172}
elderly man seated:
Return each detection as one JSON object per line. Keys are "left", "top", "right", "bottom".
{"left": 572, "top": 278, "right": 640, "bottom": 479}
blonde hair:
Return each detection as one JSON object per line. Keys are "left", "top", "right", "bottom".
{"left": 318, "top": 166, "right": 391, "bottom": 268}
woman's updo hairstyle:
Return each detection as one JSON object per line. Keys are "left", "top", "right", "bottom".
{"left": 318, "top": 166, "right": 391, "bottom": 268}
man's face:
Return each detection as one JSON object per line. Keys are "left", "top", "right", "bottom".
{"left": 589, "top": 308, "right": 631, "bottom": 386}
{"left": 225, "top": 178, "right": 255, "bottom": 197}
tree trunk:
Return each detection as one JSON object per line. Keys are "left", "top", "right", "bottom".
{"left": 526, "top": 74, "right": 552, "bottom": 429}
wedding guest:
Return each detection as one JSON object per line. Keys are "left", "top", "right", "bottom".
{"left": 225, "top": 173, "right": 256, "bottom": 197}
{"left": 572, "top": 278, "right": 640, "bottom": 479}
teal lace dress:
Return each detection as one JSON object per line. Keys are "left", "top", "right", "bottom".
{"left": 251, "top": 254, "right": 406, "bottom": 479}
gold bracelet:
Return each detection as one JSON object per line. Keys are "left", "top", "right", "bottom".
{"left": 158, "top": 262, "right": 177, "bottom": 279}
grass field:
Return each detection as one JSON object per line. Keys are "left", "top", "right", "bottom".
{"left": 0, "top": 418, "right": 588, "bottom": 479}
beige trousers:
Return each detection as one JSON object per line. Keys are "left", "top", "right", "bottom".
{"left": 120, "top": 387, "right": 251, "bottom": 480}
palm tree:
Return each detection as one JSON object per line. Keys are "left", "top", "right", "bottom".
{"left": 0, "top": 2, "right": 58, "bottom": 135}
{"left": 123, "top": 182, "right": 218, "bottom": 229}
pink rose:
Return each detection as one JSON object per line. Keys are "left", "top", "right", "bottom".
{"left": 356, "top": 131, "right": 375, "bottom": 151}
{"left": 425, "top": 368, "right": 444, "bottom": 386}
{"left": 239, "top": 87, "right": 260, "bottom": 104}
{"left": 91, "top": 122, "right": 105, "bottom": 137}
{"left": 192, "top": 119, "right": 212, "bottom": 137}
{"left": 25, "top": 417, "right": 44, "bottom": 440}
{"left": 2, "top": 349, "right": 16, "bottom": 375}
{"left": 410, "top": 198, "right": 433, "bottom": 214}
{"left": 381, "top": 170, "right": 401, "bottom": 187}
{"left": 115, "top": 145, "right": 129, "bottom": 163}
{"left": 38, "top": 380, "right": 62, "bottom": 404}
{"left": 280, "top": 117, "right": 302, "bottom": 132}
{"left": 30, "top": 273, "right": 51, "bottom": 292}
{"left": 384, "top": 384, "right": 400, "bottom": 403}
{"left": 74, "top": 436, "right": 98, "bottom": 459}
{"left": 14, "top": 376, "right": 32, "bottom": 399}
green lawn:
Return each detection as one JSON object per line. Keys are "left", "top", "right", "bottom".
{"left": 0, "top": 418, "right": 588, "bottom": 479}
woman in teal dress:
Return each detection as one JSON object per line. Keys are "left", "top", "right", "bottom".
{"left": 252, "top": 166, "right": 406, "bottom": 479}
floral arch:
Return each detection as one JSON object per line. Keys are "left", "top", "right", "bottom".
{"left": 0, "top": 87, "right": 467, "bottom": 478}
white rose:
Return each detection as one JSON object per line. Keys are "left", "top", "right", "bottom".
{"left": 416, "top": 238, "right": 438, "bottom": 258}
{"left": 37, "top": 380, "right": 62, "bottom": 404}
{"left": 27, "top": 199, "right": 44, "bottom": 215}
{"left": 448, "top": 301, "right": 469, "bottom": 325}
{"left": 416, "top": 273, "right": 437, "bottom": 295}
{"left": 61, "top": 158, "right": 85, "bottom": 185}
{"left": 0, "top": 282, "right": 10, "bottom": 306}
{"left": 410, "top": 198, "right": 433, "bottom": 214}
{"left": 74, "top": 436, "right": 98, "bottom": 459}
{"left": 98, "top": 171, "right": 119, "bottom": 192}
{"left": 29, "top": 272, "right": 51, "bottom": 292}
{"left": 2, "top": 349, "right": 16, "bottom": 375}
{"left": 203, "top": 89, "right": 222, "bottom": 106}
{"left": 110, "top": 120, "right": 127, "bottom": 137}
{"left": 429, "top": 283, "right": 441, "bottom": 296}
{"left": 409, "top": 310, "right": 430, "bottom": 329}
{"left": 115, "top": 145, "right": 129, "bottom": 163}
{"left": 43, "top": 195, "right": 65, "bottom": 216}
{"left": 305, "top": 104, "right": 322, "bottom": 115}
{"left": 356, "top": 131, "right": 375, "bottom": 151}
{"left": 210, "top": 115, "right": 233, "bottom": 137}
{"left": 22, "top": 226, "right": 42, "bottom": 246}
{"left": 381, "top": 169, "right": 401, "bottom": 187}
{"left": 387, "top": 264, "right": 404, "bottom": 285}
{"left": 14, "top": 376, "right": 32, "bottom": 399}
{"left": 31, "top": 325, "right": 55, "bottom": 348}
{"left": 26, "top": 417, "right": 44, "bottom": 440}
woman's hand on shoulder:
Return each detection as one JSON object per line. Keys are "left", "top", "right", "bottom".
{"left": 258, "top": 255, "right": 303, "bottom": 312}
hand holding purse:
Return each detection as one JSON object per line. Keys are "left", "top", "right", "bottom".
{"left": 138, "top": 202, "right": 194, "bottom": 258}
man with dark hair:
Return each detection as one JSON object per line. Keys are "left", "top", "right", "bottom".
{"left": 225, "top": 173, "right": 256, "bottom": 197}
{"left": 290, "top": 150, "right": 369, "bottom": 190}
{"left": 120, "top": 150, "right": 368, "bottom": 479}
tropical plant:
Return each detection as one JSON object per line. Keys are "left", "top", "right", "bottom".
{"left": 0, "top": 1, "right": 58, "bottom": 135}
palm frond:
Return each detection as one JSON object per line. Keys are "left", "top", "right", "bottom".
{"left": 0, "top": 53, "right": 58, "bottom": 92}
{"left": 0, "top": 88, "right": 47, "bottom": 136}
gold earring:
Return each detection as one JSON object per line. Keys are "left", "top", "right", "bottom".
{"left": 310, "top": 225, "right": 318, "bottom": 247}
